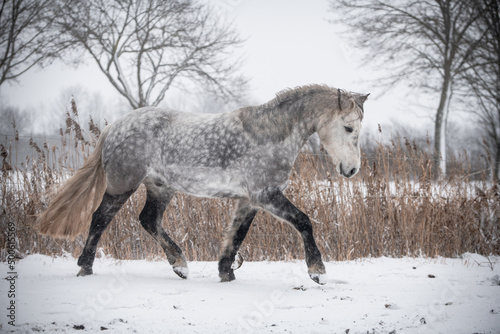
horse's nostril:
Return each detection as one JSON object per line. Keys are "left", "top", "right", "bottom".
{"left": 349, "top": 168, "right": 357, "bottom": 176}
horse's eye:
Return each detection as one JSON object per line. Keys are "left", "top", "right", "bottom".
{"left": 344, "top": 126, "right": 354, "bottom": 133}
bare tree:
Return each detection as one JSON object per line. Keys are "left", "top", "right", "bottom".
{"left": 461, "top": 0, "right": 500, "bottom": 183}
{"left": 53, "top": 0, "right": 247, "bottom": 109}
{"left": 0, "top": 0, "right": 62, "bottom": 87}
{"left": 329, "top": 0, "right": 483, "bottom": 176}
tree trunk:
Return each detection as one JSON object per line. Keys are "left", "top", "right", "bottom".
{"left": 496, "top": 41, "right": 500, "bottom": 184}
{"left": 494, "top": 142, "right": 500, "bottom": 184}
{"left": 433, "top": 74, "right": 453, "bottom": 177}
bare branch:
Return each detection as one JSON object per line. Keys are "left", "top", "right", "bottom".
{"left": 329, "top": 0, "right": 483, "bottom": 176}
{"left": 53, "top": 0, "right": 247, "bottom": 109}
{"left": 0, "top": 0, "right": 66, "bottom": 87}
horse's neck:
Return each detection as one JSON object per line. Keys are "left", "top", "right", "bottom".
{"left": 239, "top": 96, "right": 319, "bottom": 147}
{"left": 273, "top": 96, "right": 322, "bottom": 148}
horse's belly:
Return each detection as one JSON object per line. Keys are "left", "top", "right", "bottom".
{"left": 163, "top": 167, "right": 248, "bottom": 199}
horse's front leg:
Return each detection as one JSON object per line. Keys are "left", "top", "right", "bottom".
{"left": 256, "top": 187, "right": 326, "bottom": 284}
{"left": 218, "top": 198, "right": 258, "bottom": 282}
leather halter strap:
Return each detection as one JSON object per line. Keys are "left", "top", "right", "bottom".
{"left": 337, "top": 88, "right": 342, "bottom": 111}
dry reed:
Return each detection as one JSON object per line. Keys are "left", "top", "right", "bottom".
{"left": 1, "top": 106, "right": 498, "bottom": 263}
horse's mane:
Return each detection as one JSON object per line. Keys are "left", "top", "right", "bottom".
{"left": 263, "top": 84, "right": 336, "bottom": 110}
{"left": 259, "top": 84, "right": 364, "bottom": 121}
{"left": 238, "top": 85, "right": 364, "bottom": 144}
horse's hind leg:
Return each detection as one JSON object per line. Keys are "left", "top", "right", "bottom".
{"left": 256, "top": 187, "right": 326, "bottom": 285}
{"left": 218, "top": 199, "right": 258, "bottom": 282}
{"left": 139, "top": 188, "right": 188, "bottom": 279}
{"left": 77, "top": 190, "right": 135, "bottom": 276}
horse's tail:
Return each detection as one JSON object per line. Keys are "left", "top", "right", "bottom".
{"left": 36, "top": 125, "right": 112, "bottom": 239}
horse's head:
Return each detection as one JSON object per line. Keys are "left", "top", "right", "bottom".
{"left": 317, "top": 91, "right": 369, "bottom": 178}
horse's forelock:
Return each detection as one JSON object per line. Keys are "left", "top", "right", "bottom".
{"left": 339, "top": 106, "right": 364, "bottom": 123}
{"left": 349, "top": 105, "right": 364, "bottom": 122}
{"left": 338, "top": 90, "right": 365, "bottom": 122}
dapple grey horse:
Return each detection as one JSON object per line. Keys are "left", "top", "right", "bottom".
{"left": 38, "top": 84, "right": 368, "bottom": 284}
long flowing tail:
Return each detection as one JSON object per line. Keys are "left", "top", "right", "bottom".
{"left": 36, "top": 125, "right": 112, "bottom": 239}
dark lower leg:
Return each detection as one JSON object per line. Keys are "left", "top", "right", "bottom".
{"left": 257, "top": 187, "right": 326, "bottom": 284}
{"left": 218, "top": 199, "right": 258, "bottom": 282}
{"left": 139, "top": 190, "right": 187, "bottom": 279}
{"left": 77, "top": 190, "right": 134, "bottom": 276}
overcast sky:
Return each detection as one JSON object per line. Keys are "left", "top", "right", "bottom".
{"left": 1, "top": 0, "right": 430, "bottom": 135}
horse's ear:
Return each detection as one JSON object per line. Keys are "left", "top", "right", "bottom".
{"left": 357, "top": 93, "right": 370, "bottom": 105}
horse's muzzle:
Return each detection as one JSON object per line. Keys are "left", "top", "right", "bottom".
{"left": 339, "top": 162, "right": 357, "bottom": 178}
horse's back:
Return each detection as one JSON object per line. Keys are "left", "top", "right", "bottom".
{"left": 99, "top": 105, "right": 297, "bottom": 198}
{"left": 101, "top": 107, "right": 248, "bottom": 195}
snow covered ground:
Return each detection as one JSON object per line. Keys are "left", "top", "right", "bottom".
{"left": 1, "top": 254, "right": 499, "bottom": 334}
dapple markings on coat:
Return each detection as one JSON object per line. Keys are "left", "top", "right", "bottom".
{"left": 37, "top": 84, "right": 369, "bottom": 284}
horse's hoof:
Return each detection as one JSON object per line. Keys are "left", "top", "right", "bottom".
{"left": 173, "top": 266, "right": 189, "bottom": 279}
{"left": 308, "top": 262, "right": 327, "bottom": 285}
{"left": 309, "top": 273, "right": 327, "bottom": 285}
{"left": 231, "top": 252, "right": 244, "bottom": 270}
{"left": 219, "top": 270, "right": 236, "bottom": 282}
{"left": 77, "top": 267, "right": 93, "bottom": 277}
